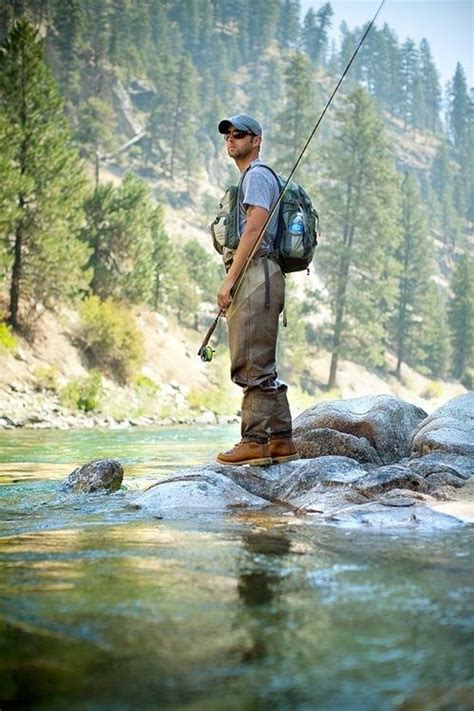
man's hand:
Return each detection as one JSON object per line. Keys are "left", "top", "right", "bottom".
{"left": 217, "top": 278, "right": 233, "bottom": 314}
{"left": 217, "top": 204, "right": 269, "bottom": 314}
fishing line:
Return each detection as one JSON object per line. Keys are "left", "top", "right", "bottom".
{"left": 198, "top": 0, "right": 386, "bottom": 362}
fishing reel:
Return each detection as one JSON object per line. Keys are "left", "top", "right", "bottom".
{"left": 198, "top": 344, "right": 215, "bottom": 363}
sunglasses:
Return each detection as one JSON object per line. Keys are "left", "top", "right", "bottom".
{"left": 224, "top": 130, "right": 254, "bottom": 141}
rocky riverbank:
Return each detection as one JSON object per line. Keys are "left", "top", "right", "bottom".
{"left": 62, "top": 393, "right": 474, "bottom": 530}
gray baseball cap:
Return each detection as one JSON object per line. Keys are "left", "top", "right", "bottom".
{"left": 218, "top": 114, "right": 262, "bottom": 136}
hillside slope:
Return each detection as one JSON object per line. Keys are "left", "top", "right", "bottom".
{"left": 0, "top": 306, "right": 465, "bottom": 430}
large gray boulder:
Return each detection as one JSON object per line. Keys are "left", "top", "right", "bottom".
{"left": 322, "top": 501, "right": 464, "bottom": 530}
{"left": 294, "top": 395, "right": 427, "bottom": 465}
{"left": 62, "top": 459, "right": 123, "bottom": 493}
{"left": 134, "top": 468, "right": 269, "bottom": 517}
{"left": 410, "top": 392, "right": 474, "bottom": 456}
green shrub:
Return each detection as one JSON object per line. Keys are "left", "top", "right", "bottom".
{"left": 33, "top": 366, "right": 58, "bottom": 392}
{"left": 79, "top": 296, "right": 144, "bottom": 383}
{"left": 0, "top": 322, "right": 16, "bottom": 352}
{"left": 134, "top": 374, "right": 159, "bottom": 394}
{"left": 59, "top": 370, "right": 103, "bottom": 413}
{"left": 421, "top": 381, "right": 444, "bottom": 400}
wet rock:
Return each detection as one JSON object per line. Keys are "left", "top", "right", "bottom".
{"left": 410, "top": 392, "right": 474, "bottom": 456}
{"left": 376, "top": 489, "right": 429, "bottom": 507}
{"left": 274, "top": 456, "right": 367, "bottom": 501}
{"left": 62, "top": 459, "right": 124, "bottom": 493}
{"left": 323, "top": 502, "right": 464, "bottom": 529}
{"left": 294, "top": 428, "right": 382, "bottom": 465}
{"left": 423, "top": 471, "right": 467, "bottom": 489}
{"left": 354, "top": 464, "right": 429, "bottom": 497}
{"left": 294, "top": 395, "right": 427, "bottom": 465}
{"left": 405, "top": 452, "right": 474, "bottom": 480}
{"left": 135, "top": 468, "right": 268, "bottom": 517}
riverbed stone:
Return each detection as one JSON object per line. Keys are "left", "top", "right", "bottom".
{"left": 274, "top": 456, "right": 367, "bottom": 501}
{"left": 294, "top": 428, "right": 382, "bottom": 464}
{"left": 294, "top": 395, "right": 427, "bottom": 465}
{"left": 354, "top": 464, "right": 429, "bottom": 498}
{"left": 135, "top": 468, "right": 269, "bottom": 516}
{"left": 322, "top": 502, "right": 464, "bottom": 529}
{"left": 405, "top": 452, "right": 474, "bottom": 480}
{"left": 62, "top": 458, "right": 124, "bottom": 493}
{"left": 410, "top": 392, "right": 474, "bottom": 456}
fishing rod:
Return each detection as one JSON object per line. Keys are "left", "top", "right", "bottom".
{"left": 198, "top": 0, "right": 386, "bottom": 363}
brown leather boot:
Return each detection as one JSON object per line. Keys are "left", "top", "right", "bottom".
{"left": 216, "top": 440, "right": 272, "bottom": 466}
{"left": 269, "top": 437, "right": 299, "bottom": 464}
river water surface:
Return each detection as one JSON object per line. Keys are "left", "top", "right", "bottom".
{"left": 0, "top": 426, "right": 473, "bottom": 710}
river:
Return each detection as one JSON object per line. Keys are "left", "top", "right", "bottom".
{"left": 0, "top": 426, "right": 473, "bottom": 710}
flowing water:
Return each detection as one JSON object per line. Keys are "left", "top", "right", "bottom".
{"left": 0, "top": 426, "right": 473, "bottom": 710}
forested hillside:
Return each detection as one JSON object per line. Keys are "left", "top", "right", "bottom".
{"left": 0, "top": 1, "right": 472, "bottom": 414}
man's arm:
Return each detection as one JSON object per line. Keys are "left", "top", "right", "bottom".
{"left": 217, "top": 204, "right": 269, "bottom": 313}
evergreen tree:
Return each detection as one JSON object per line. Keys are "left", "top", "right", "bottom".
{"left": 0, "top": 19, "right": 89, "bottom": 329}
{"left": 277, "top": 0, "right": 301, "bottom": 49}
{"left": 319, "top": 87, "right": 400, "bottom": 388}
{"left": 76, "top": 97, "right": 117, "bottom": 187}
{"left": 148, "top": 53, "right": 200, "bottom": 181}
{"left": 400, "top": 38, "right": 422, "bottom": 129}
{"left": 448, "top": 62, "right": 469, "bottom": 148}
{"left": 391, "top": 173, "right": 436, "bottom": 378}
{"left": 448, "top": 255, "right": 473, "bottom": 380}
{"left": 274, "top": 51, "right": 317, "bottom": 173}
{"left": 50, "top": 0, "right": 83, "bottom": 103}
{"left": 418, "top": 38, "right": 441, "bottom": 132}
{"left": 416, "top": 282, "right": 451, "bottom": 378}
{"left": 302, "top": 3, "right": 333, "bottom": 66}
{"left": 82, "top": 173, "right": 160, "bottom": 305}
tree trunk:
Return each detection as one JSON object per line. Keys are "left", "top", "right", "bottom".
{"left": 8, "top": 216, "right": 24, "bottom": 330}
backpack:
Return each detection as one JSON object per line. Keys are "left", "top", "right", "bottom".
{"left": 210, "top": 163, "right": 319, "bottom": 273}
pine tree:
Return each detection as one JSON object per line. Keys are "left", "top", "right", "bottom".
{"left": 148, "top": 53, "right": 200, "bottom": 181}
{"left": 50, "top": 0, "right": 83, "bottom": 103}
{"left": 448, "top": 255, "right": 473, "bottom": 380}
{"left": 448, "top": 63, "right": 469, "bottom": 148}
{"left": 391, "top": 173, "right": 436, "bottom": 378}
{"left": 0, "top": 19, "right": 89, "bottom": 329}
{"left": 418, "top": 38, "right": 441, "bottom": 132}
{"left": 75, "top": 97, "right": 117, "bottom": 188}
{"left": 400, "top": 38, "right": 421, "bottom": 129}
{"left": 302, "top": 3, "right": 333, "bottom": 66}
{"left": 82, "top": 173, "right": 160, "bottom": 305}
{"left": 416, "top": 282, "right": 451, "bottom": 378}
{"left": 319, "top": 87, "right": 400, "bottom": 388}
{"left": 274, "top": 51, "right": 317, "bottom": 173}
{"left": 277, "top": 0, "right": 301, "bottom": 49}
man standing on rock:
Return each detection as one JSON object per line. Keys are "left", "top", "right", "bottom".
{"left": 215, "top": 114, "right": 299, "bottom": 467}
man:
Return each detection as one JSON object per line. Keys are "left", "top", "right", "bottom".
{"left": 215, "top": 114, "right": 299, "bottom": 466}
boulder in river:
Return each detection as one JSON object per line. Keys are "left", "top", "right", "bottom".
{"left": 293, "top": 395, "right": 427, "bottom": 465}
{"left": 62, "top": 459, "right": 123, "bottom": 493}
{"left": 410, "top": 392, "right": 474, "bottom": 457}
{"left": 135, "top": 467, "right": 269, "bottom": 517}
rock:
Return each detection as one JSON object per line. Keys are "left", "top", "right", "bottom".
{"left": 294, "top": 395, "right": 427, "bottom": 465}
{"left": 406, "top": 452, "right": 474, "bottom": 480}
{"left": 294, "top": 428, "right": 382, "bottom": 465}
{"left": 423, "top": 471, "right": 467, "bottom": 488}
{"left": 323, "top": 502, "right": 464, "bottom": 529}
{"left": 410, "top": 392, "right": 474, "bottom": 456}
{"left": 376, "top": 489, "right": 429, "bottom": 507}
{"left": 274, "top": 456, "right": 367, "bottom": 501}
{"left": 135, "top": 468, "right": 269, "bottom": 517}
{"left": 62, "top": 459, "right": 123, "bottom": 493}
{"left": 354, "top": 464, "right": 429, "bottom": 497}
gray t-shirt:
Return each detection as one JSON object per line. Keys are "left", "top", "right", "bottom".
{"left": 239, "top": 159, "right": 280, "bottom": 254}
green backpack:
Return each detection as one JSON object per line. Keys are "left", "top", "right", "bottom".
{"left": 210, "top": 163, "right": 319, "bottom": 273}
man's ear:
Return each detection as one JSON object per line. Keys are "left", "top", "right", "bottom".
{"left": 253, "top": 135, "right": 262, "bottom": 149}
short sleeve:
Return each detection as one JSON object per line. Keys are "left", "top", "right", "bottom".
{"left": 242, "top": 168, "right": 276, "bottom": 212}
